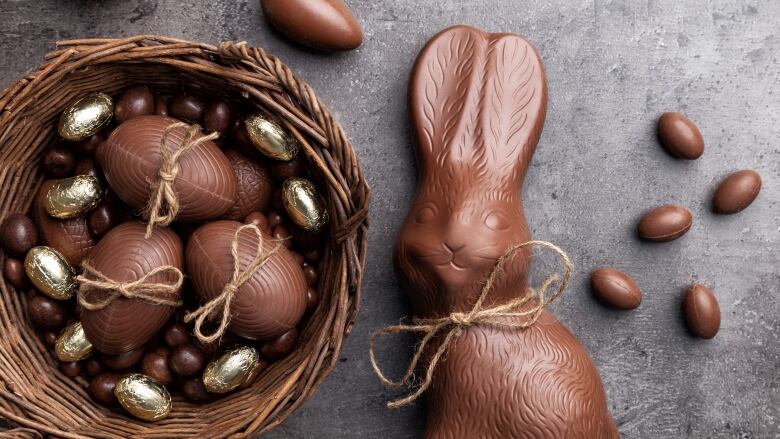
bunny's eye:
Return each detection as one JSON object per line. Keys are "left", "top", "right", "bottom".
{"left": 485, "top": 211, "right": 510, "bottom": 231}
{"left": 415, "top": 204, "right": 437, "bottom": 224}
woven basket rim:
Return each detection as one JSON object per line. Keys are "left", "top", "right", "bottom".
{"left": 0, "top": 35, "right": 370, "bottom": 438}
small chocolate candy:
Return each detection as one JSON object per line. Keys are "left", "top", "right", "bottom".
{"left": 154, "top": 96, "right": 169, "bottom": 117}
{"left": 590, "top": 268, "right": 641, "bottom": 310}
{"left": 181, "top": 378, "right": 215, "bottom": 403}
{"left": 169, "top": 344, "right": 206, "bottom": 378}
{"left": 55, "top": 321, "right": 93, "bottom": 362}
{"left": 270, "top": 158, "right": 304, "bottom": 181}
{"left": 27, "top": 295, "right": 66, "bottom": 330}
{"left": 44, "top": 176, "right": 103, "bottom": 220}
{"left": 682, "top": 284, "right": 720, "bottom": 339}
{"left": 1, "top": 214, "right": 38, "bottom": 256}
{"left": 142, "top": 347, "right": 173, "bottom": 386}
{"left": 74, "top": 158, "right": 102, "bottom": 180}
{"left": 170, "top": 93, "right": 206, "bottom": 123}
{"left": 100, "top": 347, "right": 145, "bottom": 371}
{"left": 637, "top": 205, "right": 692, "bottom": 242}
{"left": 261, "top": 328, "right": 299, "bottom": 360}
{"left": 244, "top": 113, "right": 299, "bottom": 161}
{"left": 89, "top": 372, "right": 120, "bottom": 405}
{"left": 204, "top": 100, "right": 236, "bottom": 133}
{"left": 282, "top": 178, "right": 329, "bottom": 233}
{"left": 87, "top": 203, "right": 119, "bottom": 239}
{"left": 58, "top": 93, "right": 114, "bottom": 142}
{"left": 41, "top": 146, "right": 76, "bottom": 178}
{"left": 244, "top": 212, "right": 271, "bottom": 234}
{"left": 114, "top": 373, "right": 172, "bottom": 421}
{"left": 202, "top": 346, "right": 260, "bottom": 393}
{"left": 306, "top": 287, "right": 319, "bottom": 311}
{"left": 43, "top": 331, "right": 58, "bottom": 347}
{"left": 115, "top": 85, "right": 154, "bottom": 123}
{"left": 712, "top": 170, "right": 761, "bottom": 214}
{"left": 72, "top": 134, "right": 103, "bottom": 157}
{"left": 657, "top": 112, "right": 704, "bottom": 160}
{"left": 260, "top": 0, "right": 363, "bottom": 51}
{"left": 4, "top": 258, "right": 32, "bottom": 290}
{"left": 83, "top": 358, "right": 103, "bottom": 377}
{"left": 163, "top": 322, "right": 190, "bottom": 348}
{"left": 60, "top": 361, "right": 82, "bottom": 378}
{"left": 24, "top": 246, "right": 77, "bottom": 300}
{"left": 302, "top": 266, "right": 318, "bottom": 287}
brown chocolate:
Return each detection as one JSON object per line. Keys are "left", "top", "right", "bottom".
{"left": 60, "top": 361, "right": 82, "bottom": 378}
{"left": 682, "top": 284, "right": 720, "bottom": 339}
{"left": 154, "top": 96, "right": 169, "bottom": 117}
{"left": 712, "top": 169, "right": 761, "bottom": 214}
{"left": 32, "top": 180, "right": 95, "bottom": 266}
{"left": 100, "top": 347, "right": 144, "bottom": 371}
{"left": 80, "top": 221, "right": 183, "bottom": 354}
{"left": 87, "top": 202, "right": 119, "bottom": 239}
{"left": 590, "top": 268, "right": 641, "bottom": 310}
{"left": 83, "top": 358, "right": 103, "bottom": 377}
{"left": 181, "top": 378, "right": 214, "bottom": 403}
{"left": 4, "top": 258, "right": 32, "bottom": 290}
{"left": 270, "top": 158, "right": 304, "bottom": 181}
{"left": 41, "top": 146, "right": 76, "bottom": 178}
{"left": 142, "top": 347, "right": 173, "bottom": 386}
{"left": 115, "top": 85, "right": 155, "bottom": 123}
{"left": 223, "top": 149, "right": 274, "bottom": 221}
{"left": 89, "top": 372, "right": 120, "bottom": 406}
{"left": 657, "top": 112, "right": 704, "bottom": 160}
{"left": 260, "top": 327, "right": 298, "bottom": 360}
{"left": 72, "top": 134, "right": 102, "bottom": 157}
{"left": 1, "top": 213, "right": 38, "bottom": 256}
{"left": 170, "top": 94, "right": 205, "bottom": 124}
{"left": 203, "top": 100, "right": 236, "bottom": 133}
{"left": 169, "top": 344, "right": 206, "bottom": 378}
{"left": 27, "top": 294, "right": 66, "bottom": 330}
{"left": 243, "top": 211, "right": 271, "bottom": 234}
{"left": 395, "top": 25, "right": 617, "bottom": 437}
{"left": 260, "top": 0, "right": 363, "bottom": 51}
{"left": 163, "top": 322, "right": 190, "bottom": 348}
{"left": 74, "top": 158, "right": 102, "bottom": 180}
{"left": 98, "top": 115, "right": 237, "bottom": 222}
{"left": 637, "top": 204, "right": 692, "bottom": 242}
{"left": 186, "top": 220, "right": 307, "bottom": 340}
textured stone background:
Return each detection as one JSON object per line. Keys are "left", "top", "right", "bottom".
{"left": 1, "top": 1, "right": 778, "bottom": 438}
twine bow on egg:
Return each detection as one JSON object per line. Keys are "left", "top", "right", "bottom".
{"left": 77, "top": 262, "right": 184, "bottom": 311}
{"left": 368, "top": 240, "right": 573, "bottom": 409}
{"left": 144, "top": 122, "right": 219, "bottom": 238}
{"left": 184, "top": 224, "right": 282, "bottom": 344}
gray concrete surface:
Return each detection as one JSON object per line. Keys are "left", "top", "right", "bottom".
{"left": 1, "top": 1, "right": 778, "bottom": 438}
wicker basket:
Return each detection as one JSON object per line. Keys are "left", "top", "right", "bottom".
{"left": 0, "top": 36, "right": 370, "bottom": 438}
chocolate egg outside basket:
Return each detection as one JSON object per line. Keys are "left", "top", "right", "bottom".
{"left": 186, "top": 220, "right": 307, "bottom": 340}
{"left": 80, "top": 221, "right": 183, "bottom": 354}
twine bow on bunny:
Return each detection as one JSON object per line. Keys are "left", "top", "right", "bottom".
{"left": 369, "top": 240, "right": 573, "bottom": 409}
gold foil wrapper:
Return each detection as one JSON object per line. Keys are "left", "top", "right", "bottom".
{"left": 58, "top": 92, "right": 114, "bottom": 141}
{"left": 24, "top": 246, "right": 77, "bottom": 300}
{"left": 44, "top": 175, "right": 103, "bottom": 219}
{"left": 244, "top": 112, "right": 299, "bottom": 161}
{"left": 55, "top": 321, "right": 93, "bottom": 361}
{"left": 282, "top": 177, "right": 330, "bottom": 233}
{"left": 202, "top": 346, "right": 259, "bottom": 394}
{"left": 114, "top": 373, "right": 172, "bottom": 422}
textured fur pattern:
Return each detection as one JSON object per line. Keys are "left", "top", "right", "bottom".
{"left": 395, "top": 25, "right": 618, "bottom": 438}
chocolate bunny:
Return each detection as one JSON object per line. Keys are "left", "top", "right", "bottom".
{"left": 394, "top": 25, "right": 618, "bottom": 438}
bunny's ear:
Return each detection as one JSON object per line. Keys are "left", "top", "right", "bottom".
{"left": 409, "top": 26, "right": 547, "bottom": 184}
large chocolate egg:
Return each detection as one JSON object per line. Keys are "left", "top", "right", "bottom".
{"left": 33, "top": 180, "right": 95, "bottom": 266}
{"left": 97, "top": 115, "right": 237, "bottom": 222}
{"left": 223, "top": 149, "right": 274, "bottom": 221}
{"left": 80, "top": 221, "right": 183, "bottom": 354}
{"left": 186, "top": 220, "right": 307, "bottom": 340}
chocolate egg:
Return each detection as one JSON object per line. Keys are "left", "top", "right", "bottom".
{"left": 115, "top": 85, "right": 154, "bottom": 123}
{"left": 55, "top": 321, "right": 93, "bottom": 361}
{"left": 203, "top": 100, "right": 236, "bottom": 133}
{"left": 33, "top": 180, "right": 96, "bottom": 266}
{"left": 44, "top": 175, "right": 103, "bottom": 219}
{"left": 4, "top": 258, "right": 32, "bottom": 290}
{"left": 1, "top": 213, "right": 38, "bottom": 256}
{"left": 223, "top": 149, "right": 274, "bottom": 221}
{"left": 58, "top": 93, "right": 114, "bottom": 142}
{"left": 657, "top": 112, "right": 704, "bottom": 160}
{"left": 202, "top": 346, "right": 260, "bottom": 393}
{"left": 89, "top": 372, "right": 119, "bottom": 405}
{"left": 682, "top": 284, "right": 720, "bottom": 339}
{"left": 282, "top": 178, "right": 329, "bottom": 233}
{"left": 41, "top": 146, "right": 77, "bottom": 178}
{"left": 98, "top": 115, "right": 237, "bottom": 222}
{"left": 713, "top": 170, "right": 762, "bottom": 214}
{"left": 590, "top": 268, "right": 641, "bottom": 310}
{"left": 260, "top": 0, "right": 363, "bottom": 51}
{"left": 186, "top": 221, "right": 307, "bottom": 340}
{"left": 80, "top": 221, "right": 183, "bottom": 354}
{"left": 27, "top": 294, "right": 66, "bottom": 330}
{"left": 101, "top": 347, "right": 145, "bottom": 371}
{"left": 114, "top": 373, "right": 172, "bottom": 422}
{"left": 24, "top": 246, "right": 76, "bottom": 300}
{"left": 637, "top": 204, "right": 692, "bottom": 242}
{"left": 244, "top": 113, "right": 299, "bottom": 161}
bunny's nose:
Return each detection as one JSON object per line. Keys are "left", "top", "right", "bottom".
{"left": 443, "top": 241, "right": 466, "bottom": 254}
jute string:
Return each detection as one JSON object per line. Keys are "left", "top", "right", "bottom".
{"left": 77, "top": 262, "right": 184, "bottom": 311}
{"left": 184, "top": 224, "right": 282, "bottom": 344}
{"left": 368, "top": 240, "right": 572, "bottom": 409}
{"left": 144, "top": 122, "right": 219, "bottom": 238}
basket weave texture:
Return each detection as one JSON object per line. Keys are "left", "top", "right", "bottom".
{"left": 0, "top": 35, "right": 370, "bottom": 438}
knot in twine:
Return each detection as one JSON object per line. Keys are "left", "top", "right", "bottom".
{"left": 144, "top": 122, "right": 219, "bottom": 238}
{"left": 77, "top": 262, "right": 184, "bottom": 311}
{"left": 184, "top": 224, "right": 282, "bottom": 344}
{"left": 368, "top": 240, "right": 572, "bottom": 409}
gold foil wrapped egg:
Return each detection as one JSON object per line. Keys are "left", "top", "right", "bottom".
{"left": 244, "top": 112, "right": 299, "bottom": 161}
{"left": 55, "top": 321, "right": 93, "bottom": 361}
{"left": 114, "top": 373, "right": 172, "bottom": 422}
{"left": 58, "top": 92, "right": 114, "bottom": 141}
{"left": 282, "top": 177, "right": 329, "bottom": 233}
{"left": 24, "top": 246, "right": 77, "bottom": 300}
{"left": 202, "top": 346, "right": 260, "bottom": 394}
{"left": 44, "top": 175, "right": 103, "bottom": 219}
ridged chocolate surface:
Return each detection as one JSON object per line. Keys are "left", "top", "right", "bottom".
{"left": 395, "top": 26, "right": 618, "bottom": 438}
{"left": 32, "top": 180, "right": 95, "bottom": 266}
{"left": 186, "top": 220, "right": 306, "bottom": 340}
{"left": 80, "top": 221, "right": 183, "bottom": 354}
{"left": 222, "top": 149, "right": 273, "bottom": 221}
{"left": 97, "top": 115, "right": 236, "bottom": 222}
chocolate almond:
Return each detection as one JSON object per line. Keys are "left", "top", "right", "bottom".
{"left": 657, "top": 112, "right": 704, "bottom": 160}
{"left": 223, "top": 149, "right": 274, "bottom": 221}
{"left": 590, "top": 268, "right": 641, "bottom": 310}
{"left": 713, "top": 170, "right": 761, "bottom": 214}
{"left": 261, "top": 0, "right": 363, "bottom": 51}
{"left": 682, "top": 284, "right": 720, "bottom": 339}
{"left": 32, "top": 180, "right": 95, "bottom": 266}
{"left": 637, "top": 204, "right": 692, "bottom": 242}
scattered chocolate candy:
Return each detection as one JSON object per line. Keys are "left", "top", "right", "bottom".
{"left": 27, "top": 295, "right": 66, "bottom": 330}
{"left": 302, "top": 266, "right": 318, "bottom": 287}
{"left": 58, "top": 93, "right": 114, "bottom": 142}
{"left": 114, "top": 85, "right": 154, "bottom": 123}
{"left": 142, "top": 347, "right": 173, "bottom": 386}
{"left": 89, "top": 372, "right": 120, "bottom": 406}
{"left": 590, "top": 268, "right": 641, "bottom": 310}
{"left": 59, "top": 361, "right": 82, "bottom": 378}
{"left": 74, "top": 158, "right": 102, "bottom": 180}
{"left": 54, "top": 321, "right": 93, "bottom": 362}
{"left": 181, "top": 378, "right": 215, "bottom": 403}
{"left": 306, "top": 287, "right": 319, "bottom": 311}
{"left": 24, "top": 246, "right": 77, "bottom": 300}
{"left": 41, "top": 146, "right": 76, "bottom": 178}
{"left": 260, "top": 0, "right": 363, "bottom": 51}
{"left": 657, "top": 112, "right": 704, "bottom": 160}
{"left": 163, "top": 322, "right": 190, "bottom": 348}
{"left": 260, "top": 328, "right": 299, "bottom": 360}
{"left": 114, "top": 373, "right": 172, "bottom": 421}
{"left": 270, "top": 158, "right": 304, "bottom": 181}
{"left": 637, "top": 204, "right": 692, "bottom": 242}
{"left": 203, "top": 100, "right": 236, "bottom": 133}
{"left": 170, "top": 93, "right": 206, "bottom": 123}
{"left": 83, "top": 358, "right": 103, "bottom": 377}
{"left": 169, "top": 344, "right": 206, "bottom": 378}
{"left": 4, "top": 258, "right": 32, "bottom": 290}
{"left": 243, "top": 211, "right": 270, "bottom": 234}
{"left": 43, "top": 331, "right": 58, "bottom": 347}
{"left": 87, "top": 203, "right": 119, "bottom": 238}
{"left": 100, "top": 347, "right": 145, "bottom": 371}
{"left": 154, "top": 96, "right": 169, "bottom": 117}
{"left": 1, "top": 214, "right": 38, "bottom": 256}
{"left": 202, "top": 346, "right": 260, "bottom": 393}
{"left": 223, "top": 149, "right": 274, "bottom": 221}
{"left": 712, "top": 170, "right": 761, "bottom": 214}
{"left": 44, "top": 175, "right": 103, "bottom": 220}
{"left": 282, "top": 177, "right": 329, "bottom": 233}
{"left": 682, "top": 284, "right": 720, "bottom": 339}
{"left": 72, "top": 134, "right": 102, "bottom": 157}
{"left": 244, "top": 113, "right": 299, "bottom": 161}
